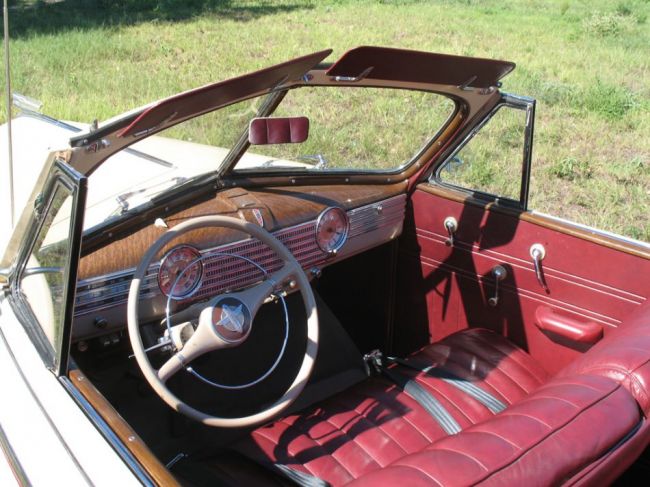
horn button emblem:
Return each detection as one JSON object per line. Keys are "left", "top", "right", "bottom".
{"left": 213, "top": 297, "right": 252, "bottom": 343}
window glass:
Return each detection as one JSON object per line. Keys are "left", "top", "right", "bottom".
{"left": 438, "top": 104, "right": 527, "bottom": 203}
{"left": 234, "top": 86, "right": 455, "bottom": 172}
{"left": 20, "top": 183, "right": 74, "bottom": 349}
{"left": 163, "top": 96, "right": 263, "bottom": 148}
{"left": 87, "top": 95, "right": 266, "bottom": 229}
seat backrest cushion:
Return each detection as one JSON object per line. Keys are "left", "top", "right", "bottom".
{"left": 559, "top": 302, "right": 650, "bottom": 416}
{"left": 347, "top": 374, "right": 640, "bottom": 486}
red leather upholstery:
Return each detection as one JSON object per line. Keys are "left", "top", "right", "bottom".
{"left": 347, "top": 375, "right": 640, "bottom": 487}
{"left": 412, "top": 328, "right": 549, "bottom": 406}
{"left": 559, "top": 302, "right": 650, "bottom": 416}
{"left": 235, "top": 328, "right": 548, "bottom": 485}
{"left": 220, "top": 314, "right": 650, "bottom": 486}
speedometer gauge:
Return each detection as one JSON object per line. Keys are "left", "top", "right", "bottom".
{"left": 158, "top": 245, "right": 203, "bottom": 299}
{"left": 316, "top": 207, "right": 349, "bottom": 254}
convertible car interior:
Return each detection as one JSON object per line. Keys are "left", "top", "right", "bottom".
{"left": 3, "top": 47, "right": 650, "bottom": 486}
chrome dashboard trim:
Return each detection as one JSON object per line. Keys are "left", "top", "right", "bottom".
{"left": 347, "top": 195, "right": 405, "bottom": 238}
{"left": 74, "top": 194, "right": 407, "bottom": 317}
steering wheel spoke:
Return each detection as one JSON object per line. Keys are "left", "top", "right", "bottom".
{"left": 224, "top": 262, "right": 296, "bottom": 315}
{"left": 157, "top": 313, "right": 230, "bottom": 382}
{"left": 157, "top": 351, "right": 188, "bottom": 383}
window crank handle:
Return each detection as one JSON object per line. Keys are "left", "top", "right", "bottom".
{"left": 488, "top": 265, "right": 507, "bottom": 307}
{"left": 444, "top": 216, "right": 458, "bottom": 247}
{"left": 530, "top": 243, "right": 548, "bottom": 292}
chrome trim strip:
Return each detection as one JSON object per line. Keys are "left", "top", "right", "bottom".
{"left": 0, "top": 325, "right": 92, "bottom": 485}
{"left": 60, "top": 376, "right": 155, "bottom": 487}
{"left": 0, "top": 422, "right": 30, "bottom": 486}
{"left": 77, "top": 269, "right": 159, "bottom": 291}
{"left": 76, "top": 279, "right": 158, "bottom": 302}
{"left": 530, "top": 210, "right": 650, "bottom": 251}
{"left": 74, "top": 195, "right": 407, "bottom": 315}
{"left": 74, "top": 291, "right": 158, "bottom": 317}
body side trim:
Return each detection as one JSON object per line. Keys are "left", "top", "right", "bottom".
{"left": 0, "top": 422, "right": 29, "bottom": 486}
{"left": 0, "top": 325, "right": 91, "bottom": 485}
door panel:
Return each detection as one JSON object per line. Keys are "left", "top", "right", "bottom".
{"left": 395, "top": 184, "right": 650, "bottom": 374}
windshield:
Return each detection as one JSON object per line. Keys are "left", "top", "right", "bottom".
{"left": 83, "top": 85, "right": 454, "bottom": 230}
{"left": 84, "top": 94, "right": 267, "bottom": 230}
{"left": 234, "top": 86, "right": 456, "bottom": 173}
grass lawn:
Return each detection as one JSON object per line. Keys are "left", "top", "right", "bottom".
{"left": 3, "top": 0, "right": 649, "bottom": 241}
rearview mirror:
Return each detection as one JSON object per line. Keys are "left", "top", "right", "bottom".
{"left": 248, "top": 117, "right": 309, "bottom": 145}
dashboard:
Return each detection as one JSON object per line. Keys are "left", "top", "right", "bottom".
{"left": 72, "top": 184, "right": 407, "bottom": 340}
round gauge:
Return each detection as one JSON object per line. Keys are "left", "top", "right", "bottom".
{"left": 158, "top": 245, "right": 203, "bottom": 299}
{"left": 316, "top": 207, "right": 349, "bottom": 254}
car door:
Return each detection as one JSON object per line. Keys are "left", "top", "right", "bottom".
{"left": 394, "top": 94, "right": 650, "bottom": 374}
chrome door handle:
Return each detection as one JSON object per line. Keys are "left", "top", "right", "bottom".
{"left": 488, "top": 265, "right": 507, "bottom": 307}
{"left": 444, "top": 216, "right": 458, "bottom": 247}
{"left": 530, "top": 243, "right": 548, "bottom": 291}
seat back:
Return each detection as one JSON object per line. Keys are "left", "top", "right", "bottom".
{"left": 559, "top": 301, "right": 650, "bottom": 416}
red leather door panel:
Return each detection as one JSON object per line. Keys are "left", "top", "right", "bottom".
{"left": 395, "top": 184, "right": 650, "bottom": 374}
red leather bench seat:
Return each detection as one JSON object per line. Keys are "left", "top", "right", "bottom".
{"left": 235, "top": 329, "right": 549, "bottom": 485}
{"left": 225, "top": 304, "right": 650, "bottom": 486}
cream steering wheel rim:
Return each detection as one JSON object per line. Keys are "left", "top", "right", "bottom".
{"left": 127, "top": 215, "right": 319, "bottom": 428}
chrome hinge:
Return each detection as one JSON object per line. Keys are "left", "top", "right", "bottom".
{"left": 0, "top": 283, "right": 9, "bottom": 300}
{"left": 0, "top": 269, "right": 9, "bottom": 297}
{"left": 363, "top": 349, "right": 386, "bottom": 376}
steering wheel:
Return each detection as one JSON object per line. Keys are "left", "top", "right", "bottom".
{"left": 127, "top": 215, "right": 319, "bottom": 428}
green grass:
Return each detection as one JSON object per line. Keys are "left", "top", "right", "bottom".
{"left": 2, "top": 0, "right": 649, "bottom": 241}
{"left": 229, "top": 87, "right": 455, "bottom": 170}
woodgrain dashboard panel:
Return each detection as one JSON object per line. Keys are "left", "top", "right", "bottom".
{"left": 78, "top": 183, "right": 406, "bottom": 279}
{"left": 73, "top": 185, "right": 407, "bottom": 340}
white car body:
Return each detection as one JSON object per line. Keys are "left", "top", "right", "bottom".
{"left": 0, "top": 115, "right": 156, "bottom": 485}
{"left": 0, "top": 111, "right": 310, "bottom": 485}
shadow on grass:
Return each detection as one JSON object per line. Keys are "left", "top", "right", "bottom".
{"left": 6, "top": 0, "right": 315, "bottom": 38}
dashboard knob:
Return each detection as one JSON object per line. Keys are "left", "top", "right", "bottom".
{"left": 94, "top": 316, "right": 108, "bottom": 329}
